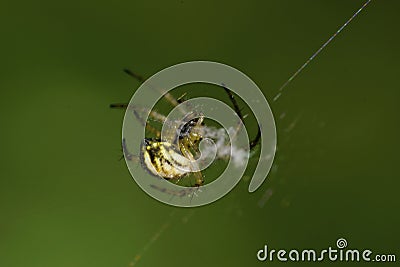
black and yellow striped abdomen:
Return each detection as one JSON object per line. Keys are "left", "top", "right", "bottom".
{"left": 140, "top": 138, "right": 191, "bottom": 180}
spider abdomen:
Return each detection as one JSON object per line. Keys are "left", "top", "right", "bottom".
{"left": 140, "top": 138, "right": 191, "bottom": 180}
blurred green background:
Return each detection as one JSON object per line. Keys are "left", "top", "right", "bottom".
{"left": 1, "top": 0, "right": 399, "bottom": 266}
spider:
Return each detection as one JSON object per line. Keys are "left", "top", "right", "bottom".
{"left": 111, "top": 69, "right": 261, "bottom": 189}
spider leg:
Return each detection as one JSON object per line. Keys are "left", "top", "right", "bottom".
{"left": 109, "top": 103, "right": 129, "bottom": 108}
{"left": 121, "top": 138, "right": 139, "bottom": 162}
{"left": 123, "top": 68, "right": 145, "bottom": 82}
{"left": 222, "top": 85, "right": 244, "bottom": 120}
{"left": 132, "top": 110, "right": 161, "bottom": 138}
{"left": 179, "top": 138, "right": 204, "bottom": 187}
{"left": 110, "top": 102, "right": 167, "bottom": 123}
{"left": 249, "top": 126, "right": 261, "bottom": 150}
{"left": 169, "top": 172, "right": 186, "bottom": 186}
{"left": 221, "top": 84, "right": 261, "bottom": 151}
{"left": 124, "top": 68, "right": 180, "bottom": 108}
{"left": 110, "top": 102, "right": 168, "bottom": 138}
{"left": 176, "top": 93, "right": 187, "bottom": 103}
